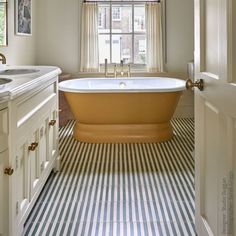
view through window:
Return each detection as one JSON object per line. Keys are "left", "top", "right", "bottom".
{"left": 98, "top": 4, "right": 146, "bottom": 65}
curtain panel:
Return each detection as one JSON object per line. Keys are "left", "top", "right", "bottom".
{"left": 79, "top": 3, "right": 99, "bottom": 72}
{"left": 145, "top": 2, "right": 164, "bottom": 72}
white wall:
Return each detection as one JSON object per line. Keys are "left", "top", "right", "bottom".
{"left": 0, "top": 0, "right": 36, "bottom": 65}
{"left": 166, "top": 0, "right": 194, "bottom": 117}
{"left": 35, "top": 0, "right": 194, "bottom": 117}
{"left": 35, "top": 0, "right": 80, "bottom": 73}
{"left": 0, "top": 0, "right": 192, "bottom": 117}
{"left": 35, "top": 0, "right": 194, "bottom": 75}
{"left": 0, "top": 0, "right": 194, "bottom": 75}
{"left": 165, "top": 0, "right": 194, "bottom": 74}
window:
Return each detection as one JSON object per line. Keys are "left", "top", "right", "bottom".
{"left": 98, "top": 3, "right": 146, "bottom": 65}
{"left": 0, "top": 0, "right": 7, "bottom": 46}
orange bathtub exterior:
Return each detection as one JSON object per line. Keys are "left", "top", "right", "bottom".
{"left": 64, "top": 92, "right": 182, "bottom": 143}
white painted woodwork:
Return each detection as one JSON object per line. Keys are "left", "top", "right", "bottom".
{"left": 14, "top": 142, "right": 30, "bottom": 229}
{"left": 233, "top": 0, "right": 236, "bottom": 83}
{"left": 0, "top": 75, "right": 60, "bottom": 236}
{"left": 0, "top": 149, "right": 8, "bottom": 236}
{"left": 0, "top": 108, "right": 8, "bottom": 153}
{"left": 194, "top": 0, "right": 236, "bottom": 235}
{"left": 39, "top": 120, "right": 47, "bottom": 173}
{"left": 48, "top": 111, "right": 57, "bottom": 162}
{"left": 0, "top": 106, "right": 8, "bottom": 236}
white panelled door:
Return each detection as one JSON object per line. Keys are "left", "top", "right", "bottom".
{"left": 194, "top": 0, "right": 236, "bottom": 235}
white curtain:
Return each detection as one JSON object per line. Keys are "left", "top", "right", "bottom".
{"left": 145, "top": 2, "right": 164, "bottom": 72}
{"left": 80, "top": 3, "right": 99, "bottom": 72}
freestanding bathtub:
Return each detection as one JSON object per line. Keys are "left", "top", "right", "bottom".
{"left": 59, "top": 77, "right": 186, "bottom": 143}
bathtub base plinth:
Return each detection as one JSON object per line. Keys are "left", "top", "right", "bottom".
{"left": 73, "top": 122, "right": 173, "bottom": 143}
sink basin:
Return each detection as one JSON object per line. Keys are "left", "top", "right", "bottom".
{"left": 0, "top": 78, "right": 12, "bottom": 89}
{"left": 0, "top": 69, "right": 40, "bottom": 75}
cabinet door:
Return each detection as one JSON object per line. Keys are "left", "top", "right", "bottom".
{"left": 38, "top": 122, "right": 47, "bottom": 173}
{"left": 14, "top": 143, "right": 30, "bottom": 224}
{"left": 47, "top": 109, "right": 58, "bottom": 163}
{"left": 39, "top": 107, "right": 58, "bottom": 173}
{"left": 28, "top": 130, "right": 40, "bottom": 200}
{"left": 0, "top": 150, "right": 9, "bottom": 236}
{"left": 0, "top": 108, "right": 8, "bottom": 153}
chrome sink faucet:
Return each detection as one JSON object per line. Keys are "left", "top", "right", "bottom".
{"left": 0, "top": 53, "right": 6, "bottom": 65}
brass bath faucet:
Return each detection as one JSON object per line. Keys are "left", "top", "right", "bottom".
{"left": 120, "top": 60, "right": 124, "bottom": 76}
{"left": 115, "top": 60, "right": 130, "bottom": 77}
{"left": 104, "top": 58, "right": 117, "bottom": 78}
{"left": 104, "top": 59, "right": 131, "bottom": 78}
{"left": 127, "top": 64, "right": 131, "bottom": 77}
{"left": 118, "top": 60, "right": 131, "bottom": 78}
{"left": 0, "top": 53, "right": 6, "bottom": 65}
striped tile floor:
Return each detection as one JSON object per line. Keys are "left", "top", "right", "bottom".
{"left": 24, "top": 118, "right": 196, "bottom": 236}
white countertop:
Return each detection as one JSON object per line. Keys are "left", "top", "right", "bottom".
{"left": 0, "top": 66, "right": 61, "bottom": 102}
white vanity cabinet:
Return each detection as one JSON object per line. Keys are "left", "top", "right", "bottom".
{"left": 5, "top": 77, "right": 60, "bottom": 236}
{"left": 0, "top": 149, "right": 9, "bottom": 236}
{"left": 0, "top": 106, "right": 9, "bottom": 236}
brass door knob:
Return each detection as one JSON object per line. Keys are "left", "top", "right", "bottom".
{"left": 49, "top": 120, "right": 56, "bottom": 126}
{"left": 186, "top": 79, "right": 204, "bottom": 91}
{"left": 28, "top": 142, "right": 38, "bottom": 151}
{"left": 4, "top": 167, "right": 14, "bottom": 176}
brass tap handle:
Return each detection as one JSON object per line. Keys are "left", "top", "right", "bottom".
{"left": 28, "top": 142, "right": 38, "bottom": 151}
{"left": 186, "top": 79, "right": 204, "bottom": 91}
{"left": 114, "top": 64, "right": 117, "bottom": 78}
{"left": 120, "top": 60, "right": 124, "bottom": 77}
{"left": 127, "top": 64, "right": 131, "bottom": 77}
{"left": 49, "top": 120, "right": 56, "bottom": 126}
{"left": 105, "top": 58, "right": 108, "bottom": 77}
{"left": 4, "top": 167, "right": 14, "bottom": 176}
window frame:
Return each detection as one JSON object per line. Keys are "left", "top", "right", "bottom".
{"left": 98, "top": 2, "right": 146, "bottom": 68}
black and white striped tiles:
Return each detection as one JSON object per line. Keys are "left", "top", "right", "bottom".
{"left": 24, "top": 118, "right": 196, "bottom": 236}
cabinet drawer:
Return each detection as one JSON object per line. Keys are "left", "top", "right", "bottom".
{"left": 0, "top": 108, "right": 8, "bottom": 153}
{"left": 16, "top": 82, "right": 57, "bottom": 128}
{"left": 16, "top": 98, "right": 57, "bottom": 140}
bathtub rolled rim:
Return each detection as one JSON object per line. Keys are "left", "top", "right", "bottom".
{"left": 58, "top": 77, "right": 186, "bottom": 93}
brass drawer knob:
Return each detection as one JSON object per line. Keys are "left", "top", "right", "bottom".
{"left": 28, "top": 142, "right": 38, "bottom": 151}
{"left": 4, "top": 167, "right": 14, "bottom": 176}
{"left": 186, "top": 78, "right": 204, "bottom": 91}
{"left": 49, "top": 120, "right": 56, "bottom": 126}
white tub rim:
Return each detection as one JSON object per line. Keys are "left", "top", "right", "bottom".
{"left": 59, "top": 77, "right": 186, "bottom": 93}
